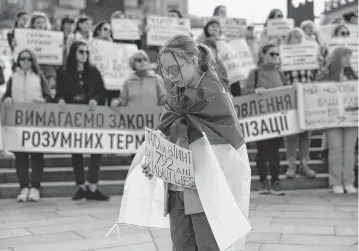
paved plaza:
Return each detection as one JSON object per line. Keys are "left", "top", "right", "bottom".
{"left": 0, "top": 189, "right": 357, "bottom": 251}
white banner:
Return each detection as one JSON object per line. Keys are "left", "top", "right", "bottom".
{"left": 280, "top": 42, "right": 319, "bottom": 71}
{"left": 267, "top": 19, "right": 294, "bottom": 37}
{"left": 89, "top": 39, "right": 138, "bottom": 90}
{"left": 327, "top": 37, "right": 358, "bottom": 72}
{"left": 14, "top": 29, "right": 64, "bottom": 65}
{"left": 59, "top": 0, "right": 85, "bottom": 9}
{"left": 144, "top": 127, "right": 195, "bottom": 188}
{"left": 111, "top": 18, "right": 141, "bottom": 40}
{"left": 218, "top": 18, "right": 247, "bottom": 40}
{"left": 146, "top": 16, "right": 191, "bottom": 46}
{"left": 297, "top": 81, "right": 358, "bottom": 130}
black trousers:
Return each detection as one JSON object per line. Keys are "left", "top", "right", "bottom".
{"left": 256, "top": 138, "right": 282, "bottom": 183}
{"left": 72, "top": 154, "right": 102, "bottom": 185}
{"left": 14, "top": 152, "right": 44, "bottom": 189}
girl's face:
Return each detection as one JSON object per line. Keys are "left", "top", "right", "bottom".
{"left": 341, "top": 53, "right": 352, "bottom": 68}
{"left": 133, "top": 54, "right": 149, "bottom": 72}
{"left": 17, "top": 14, "right": 29, "bottom": 28}
{"left": 76, "top": 44, "right": 89, "bottom": 63}
{"left": 217, "top": 7, "right": 227, "bottom": 18}
{"left": 289, "top": 31, "right": 302, "bottom": 45}
{"left": 160, "top": 52, "right": 197, "bottom": 88}
{"left": 168, "top": 12, "right": 180, "bottom": 18}
{"left": 262, "top": 47, "right": 280, "bottom": 65}
{"left": 336, "top": 27, "right": 350, "bottom": 37}
{"left": 303, "top": 25, "right": 314, "bottom": 36}
{"left": 99, "top": 23, "right": 111, "bottom": 39}
{"left": 79, "top": 20, "right": 92, "bottom": 33}
{"left": 33, "top": 17, "right": 46, "bottom": 30}
{"left": 207, "top": 23, "right": 220, "bottom": 37}
{"left": 18, "top": 51, "right": 32, "bottom": 71}
{"left": 272, "top": 10, "right": 283, "bottom": 19}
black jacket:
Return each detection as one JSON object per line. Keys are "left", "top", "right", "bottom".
{"left": 55, "top": 65, "right": 106, "bottom": 105}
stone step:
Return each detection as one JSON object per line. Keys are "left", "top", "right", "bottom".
{"left": 0, "top": 159, "right": 327, "bottom": 184}
{"left": 0, "top": 174, "right": 330, "bottom": 198}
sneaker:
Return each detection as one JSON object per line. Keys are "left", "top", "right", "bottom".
{"left": 332, "top": 186, "right": 345, "bottom": 194}
{"left": 17, "top": 188, "right": 29, "bottom": 202}
{"left": 345, "top": 185, "right": 357, "bottom": 194}
{"left": 271, "top": 181, "right": 285, "bottom": 196}
{"left": 286, "top": 159, "right": 297, "bottom": 179}
{"left": 258, "top": 180, "right": 270, "bottom": 195}
{"left": 72, "top": 188, "right": 87, "bottom": 200}
{"left": 299, "top": 160, "right": 316, "bottom": 179}
{"left": 28, "top": 188, "right": 40, "bottom": 202}
{"left": 86, "top": 189, "right": 110, "bottom": 201}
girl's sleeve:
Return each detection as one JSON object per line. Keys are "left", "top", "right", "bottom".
{"left": 3, "top": 77, "right": 12, "bottom": 99}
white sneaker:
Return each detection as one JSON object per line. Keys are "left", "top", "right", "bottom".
{"left": 332, "top": 186, "right": 345, "bottom": 194}
{"left": 17, "top": 188, "right": 29, "bottom": 202}
{"left": 345, "top": 185, "right": 357, "bottom": 194}
{"left": 28, "top": 188, "right": 40, "bottom": 202}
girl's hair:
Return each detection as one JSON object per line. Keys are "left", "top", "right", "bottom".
{"left": 26, "top": 12, "right": 52, "bottom": 30}
{"left": 284, "top": 28, "right": 305, "bottom": 44}
{"left": 213, "top": 5, "right": 226, "bottom": 16}
{"left": 203, "top": 19, "right": 221, "bottom": 38}
{"left": 168, "top": 9, "right": 183, "bottom": 18}
{"left": 74, "top": 15, "right": 91, "bottom": 33}
{"left": 16, "top": 49, "right": 41, "bottom": 74}
{"left": 158, "top": 34, "right": 215, "bottom": 73}
{"left": 257, "top": 43, "right": 277, "bottom": 65}
{"left": 129, "top": 50, "right": 150, "bottom": 70}
{"left": 333, "top": 24, "right": 350, "bottom": 37}
{"left": 66, "top": 41, "right": 90, "bottom": 72}
{"left": 14, "top": 12, "right": 28, "bottom": 28}
{"left": 264, "top": 9, "right": 283, "bottom": 27}
{"left": 61, "top": 17, "right": 74, "bottom": 31}
{"left": 93, "top": 20, "right": 113, "bottom": 39}
{"left": 300, "top": 20, "right": 315, "bottom": 31}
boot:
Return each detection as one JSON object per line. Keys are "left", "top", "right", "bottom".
{"left": 300, "top": 157, "right": 316, "bottom": 179}
{"left": 285, "top": 158, "right": 297, "bottom": 179}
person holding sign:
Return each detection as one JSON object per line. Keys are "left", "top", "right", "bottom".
{"left": 243, "top": 43, "right": 286, "bottom": 196}
{"left": 3, "top": 49, "right": 52, "bottom": 202}
{"left": 316, "top": 46, "right": 358, "bottom": 195}
{"left": 55, "top": 41, "right": 109, "bottom": 201}
{"left": 7, "top": 12, "right": 29, "bottom": 52}
{"left": 259, "top": 9, "right": 286, "bottom": 48}
{"left": 66, "top": 16, "right": 92, "bottom": 58}
{"left": 116, "top": 35, "right": 251, "bottom": 251}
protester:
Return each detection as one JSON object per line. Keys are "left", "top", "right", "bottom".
{"left": 93, "top": 21, "right": 113, "bottom": 41}
{"left": 53, "top": 17, "right": 62, "bottom": 31}
{"left": 138, "top": 33, "right": 250, "bottom": 251}
{"left": 7, "top": 12, "right": 29, "bottom": 51}
{"left": 316, "top": 46, "right": 358, "bottom": 194}
{"left": 333, "top": 24, "right": 351, "bottom": 37}
{"left": 282, "top": 28, "right": 316, "bottom": 179}
{"left": 55, "top": 41, "right": 109, "bottom": 201}
{"left": 259, "top": 9, "right": 285, "bottom": 47}
{"left": 197, "top": 19, "right": 226, "bottom": 43}
{"left": 167, "top": 9, "right": 183, "bottom": 18}
{"left": 3, "top": 49, "right": 52, "bottom": 202}
{"left": 343, "top": 12, "right": 357, "bottom": 24}
{"left": 243, "top": 43, "right": 286, "bottom": 195}
{"left": 213, "top": 5, "right": 227, "bottom": 18}
{"left": 66, "top": 16, "right": 92, "bottom": 57}
{"left": 61, "top": 17, "right": 75, "bottom": 42}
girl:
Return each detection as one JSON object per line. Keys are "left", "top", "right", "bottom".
{"left": 7, "top": 12, "right": 29, "bottom": 51}
{"left": 3, "top": 49, "right": 52, "bottom": 202}
{"left": 93, "top": 21, "right": 113, "bottom": 41}
{"left": 66, "top": 16, "right": 92, "bottom": 57}
{"left": 316, "top": 46, "right": 358, "bottom": 194}
{"left": 259, "top": 9, "right": 286, "bottom": 48}
{"left": 55, "top": 41, "right": 109, "bottom": 201}
{"left": 243, "top": 43, "right": 286, "bottom": 195}
{"left": 282, "top": 28, "right": 318, "bottom": 179}
{"left": 213, "top": 5, "right": 227, "bottom": 18}
{"left": 333, "top": 24, "right": 351, "bottom": 38}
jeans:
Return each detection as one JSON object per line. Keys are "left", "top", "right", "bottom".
{"left": 14, "top": 152, "right": 44, "bottom": 189}
{"left": 168, "top": 191, "right": 219, "bottom": 251}
{"left": 285, "top": 131, "right": 311, "bottom": 162}
{"left": 256, "top": 138, "right": 282, "bottom": 182}
{"left": 72, "top": 154, "right": 102, "bottom": 185}
{"left": 326, "top": 128, "right": 357, "bottom": 186}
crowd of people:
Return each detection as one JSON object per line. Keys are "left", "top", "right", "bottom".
{"left": 0, "top": 4, "right": 357, "bottom": 204}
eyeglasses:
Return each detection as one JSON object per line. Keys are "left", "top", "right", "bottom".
{"left": 269, "top": 52, "right": 280, "bottom": 57}
{"left": 78, "top": 49, "right": 89, "bottom": 55}
{"left": 135, "top": 58, "right": 147, "bottom": 63}
{"left": 161, "top": 63, "right": 185, "bottom": 77}
{"left": 19, "top": 57, "right": 32, "bottom": 62}
{"left": 341, "top": 31, "right": 350, "bottom": 36}
{"left": 275, "top": 14, "right": 283, "bottom": 18}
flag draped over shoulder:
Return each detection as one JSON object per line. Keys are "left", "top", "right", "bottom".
{"left": 113, "top": 67, "right": 252, "bottom": 251}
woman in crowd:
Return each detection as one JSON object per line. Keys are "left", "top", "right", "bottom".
{"left": 56, "top": 41, "right": 109, "bottom": 201}
{"left": 93, "top": 21, "right": 113, "bottom": 41}
{"left": 282, "top": 28, "right": 317, "bottom": 179}
{"left": 66, "top": 16, "right": 92, "bottom": 57}
{"left": 333, "top": 24, "right": 351, "bottom": 38}
{"left": 7, "top": 12, "right": 29, "bottom": 51}
{"left": 259, "top": 9, "right": 285, "bottom": 48}
{"left": 213, "top": 5, "right": 227, "bottom": 18}
{"left": 61, "top": 17, "right": 75, "bottom": 43}
{"left": 110, "top": 50, "right": 166, "bottom": 108}
{"left": 3, "top": 49, "right": 52, "bottom": 202}
{"left": 167, "top": 9, "right": 183, "bottom": 18}
{"left": 243, "top": 43, "right": 286, "bottom": 195}
{"left": 316, "top": 46, "right": 358, "bottom": 194}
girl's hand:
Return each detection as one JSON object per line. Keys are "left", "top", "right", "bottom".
{"left": 187, "top": 179, "right": 196, "bottom": 190}
{"left": 3, "top": 97, "right": 12, "bottom": 107}
{"left": 141, "top": 163, "right": 153, "bottom": 180}
{"left": 255, "top": 87, "right": 266, "bottom": 95}
{"left": 58, "top": 99, "right": 66, "bottom": 109}
{"left": 34, "top": 98, "right": 45, "bottom": 103}
{"left": 88, "top": 99, "right": 97, "bottom": 111}
{"left": 110, "top": 99, "right": 121, "bottom": 108}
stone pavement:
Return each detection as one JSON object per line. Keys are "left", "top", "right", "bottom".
{"left": 0, "top": 189, "right": 357, "bottom": 251}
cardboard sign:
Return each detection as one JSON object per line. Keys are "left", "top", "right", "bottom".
{"left": 218, "top": 18, "right": 247, "bottom": 40}
{"left": 14, "top": 29, "right": 64, "bottom": 65}
{"left": 111, "top": 18, "right": 141, "bottom": 40}
{"left": 89, "top": 39, "right": 138, "bottom": 90}
{"left": 327, "top": 37, "right": 358, "bottom": 72}
{"left": 1, "top": 103, "right": 163, "bottom": 154}
{"left": 267, "top": 19, "right": 294, "bottom": 37}
{"left": 280, "top": 42, "right": 319, "bottom": 71}
{"left": 144, "top": 127, "right": 195, "bottom": 188}
{"left": 146, "top": 16, "right": 191, "bottom": 46}
{"left": 233, "top": 86, "right": 301, "bottom": 142}
{"left": 297, "top": 81, "right": 358, "bottom": 130}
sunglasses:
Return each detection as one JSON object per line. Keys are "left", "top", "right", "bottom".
{"left": 341, "top": 31, "right": 350, "bottom": 36}
{"left": 78, "top": 49, "right": 89, "bottom": 55}
{"left": 275, "top": 14, "right": 283, "bottom": 18}
{"left": 19, "top": 57, "right": 32, "bottom": 62}
{"left": 269, "top": 52, "right": 280, "bottom": 57}
{"left": 161, "top": 64, "right": 184, "bottom": 77}
{"left": 102, "top": 26, "right": 110, "bottom": 32}
{"left": 135, "top": 58, "right": 147, "bottom": 63}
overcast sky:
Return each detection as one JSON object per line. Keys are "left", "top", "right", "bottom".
{"left": 188, "top": 0, "right": 326, "bottom": 23}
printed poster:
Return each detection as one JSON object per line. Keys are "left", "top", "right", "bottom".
{"left": 267, "top": 19, "right": 294, "bottom": 37}
{"left": 111, "top": 18, "right": 141, "bottom": 40}
{"left": 280, "top": 42, "right": 319, "bottom": 71}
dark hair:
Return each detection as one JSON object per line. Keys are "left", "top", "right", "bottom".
{"left": 343, "top": 12, "right": 357, "bottom": 23}
{"left": 257, "top": 43, "right": 277, "bottom": 65}
{"left": 74, "top": 16, "right": 91, "bottom": 33}
{"left": 213, "top": 5, "right": 226, "bottom": 16}
{"left": 14, "top": 12, "right": 28, "bottom": 28}
{"left": 61, "top": 17, "right": 74, "bottom": 30}
{"left": 16, "top": 49, "right": 41, "bottom": 74}
{"left": 66, "top": 41, "right": 90, "bottom": 71}
{"left": 168, "top": 9, "right": 183, "bottom": 18}
{"left": 203, "top": 39, "right": 217, "bottom": 51}
{"left": 333, "top": 24, "right": 350, "bottom": 37}
{"left": 93, "top": 21, "right": 112, "bottom": 39}
{"left": 203, "top": 19, "right": 220, "bottom": 37}
{"left": 27, "top": 13, "right": 51, "bottom": 30}
{"left": 265, "top": 9, "right": 283, "bottom": 26}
